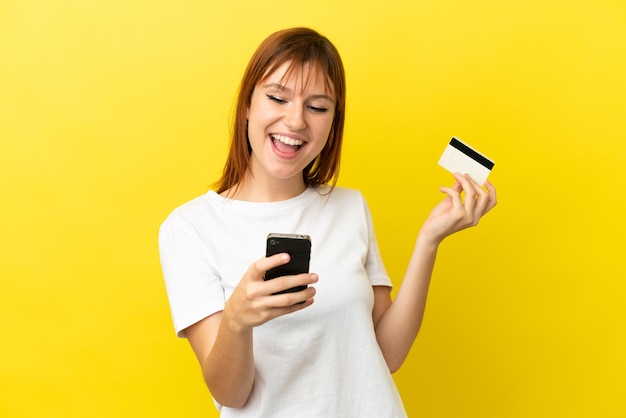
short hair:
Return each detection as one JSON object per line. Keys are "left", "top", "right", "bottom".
{"left": 215, "top": 27, "right": 346, "bottom": 194}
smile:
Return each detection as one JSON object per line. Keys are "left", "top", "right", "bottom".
{"left": 271, "top": 134, "right": 304, "bottom": 148}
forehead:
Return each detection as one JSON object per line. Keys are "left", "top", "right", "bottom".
{"left": 260, "top": 61, "right": 335, "bottom": 97}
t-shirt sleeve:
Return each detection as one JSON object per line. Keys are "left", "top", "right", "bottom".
{"left": 361, "top": 195, "right": 393, "bottom": 288}
{"left": 158, "top": 212, "right": 225, "bottom": 337}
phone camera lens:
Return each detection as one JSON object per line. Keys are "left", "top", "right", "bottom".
{"left": 270, "top": 239, "right": 277, "bottom": 246}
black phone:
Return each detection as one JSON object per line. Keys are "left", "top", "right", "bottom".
{"left": 265, "top": 233, "right": 311, "bottom": 294}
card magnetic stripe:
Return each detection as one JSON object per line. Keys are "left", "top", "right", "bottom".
{"left": 449, "top": 137, "right": 495, "bottom": 170}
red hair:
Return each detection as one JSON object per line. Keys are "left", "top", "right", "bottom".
{"left": 214, "top": 27, "right": 346, "bottom": 194}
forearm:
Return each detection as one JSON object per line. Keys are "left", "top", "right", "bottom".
{"left": 375, "top": 176, "right": 497, "bottom": 372}
{"left": 202, "top": 312, "right": 255, "bottom": 408}
{"left": 375, "top": 234, "right": 439, "bottom": 372}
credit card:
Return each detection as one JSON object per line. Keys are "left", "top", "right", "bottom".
{"left": 438, "top": 137, "right": 495, "bottom": 185}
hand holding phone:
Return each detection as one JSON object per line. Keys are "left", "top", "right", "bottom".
{"left": 265, "top": 233, "right": 311, "bottom": 294}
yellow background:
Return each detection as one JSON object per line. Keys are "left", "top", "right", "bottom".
{"left": 1, "top": 1, "right": 625, "bottom": 417}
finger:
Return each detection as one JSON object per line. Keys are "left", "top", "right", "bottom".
{"left": 234, "top": 291, "right": 315, "bottom": 327}
{"left": 452, "top": 179, "right": 463, "bottom": 193}
{"left": 464, "top": 175, "right": 490, "bottom": 219}
{"left": 250, "top": 253, "right": 291, "bottom": 280}
{"left": 264, "top": 272, "right": 318, "bottom": 296}
{"left": 457, "top": 172, "right": 485, "bottom": 196}
{"left": 473, "top": 194, "right": 489, "bottom": 223}
{"left": 268, "top": 295, "right": 315, "bottom": 318}
{"left": 271, "top": 284, "right": 317, "bottom": 308}
{"left": 453, "top": 173, "right": 477, "bottom": 214}
{"left": 439, "top": 185, "right": 463, "bottom": 210}
{"left": 253, "top": 284, "right": 316, "bottom": 323}
{"left": 483, "top": 180, "right": 498, "bottom": 213}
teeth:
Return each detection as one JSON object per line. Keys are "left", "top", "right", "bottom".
{"left": 272, "top": 134, "right": 303, "bottom": 146}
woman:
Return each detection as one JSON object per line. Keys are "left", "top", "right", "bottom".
{"left": 159, "top": 27, "right": 497, "bottom": 417}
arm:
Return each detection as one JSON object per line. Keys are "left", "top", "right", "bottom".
{"left": 373, "top": 174, "right": 497, "bottom": 373}
{"left": 184, "top": 254, "right": 318, "bottom": 408}
{"left": 185, "top": 311, "right": 253, "bottom": 408}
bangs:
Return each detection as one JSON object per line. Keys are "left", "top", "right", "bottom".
{"left": 253, "top": 32, "right": 344, "bottom": 103}
{"left": 260, "top": 59, "right": 336, "bottom": 99}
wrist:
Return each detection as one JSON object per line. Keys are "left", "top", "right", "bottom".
{"left": 415, "top": 229, "right": 443, "bottom": 251}
{"left": 222, "top": 302, "right": 252, "bottom": 336}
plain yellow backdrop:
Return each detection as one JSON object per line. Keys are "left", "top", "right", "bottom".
{"left": 1, "top": 1, "right": 625, "bottom": 417}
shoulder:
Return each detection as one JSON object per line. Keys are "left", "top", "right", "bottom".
{"left": 312, "top": 186, "right": 371, "bottom": 222}
{"left": 320, "top": 185, "right": 366, "bottom": 205}
{"left": 323, "top": 186, "right": 372, "bottom": 216}
{"left": 160, "top": 191, "right": 218, "bottom": 231}
{"left": 168, "top": 190, "right": 223, "bottom": 218}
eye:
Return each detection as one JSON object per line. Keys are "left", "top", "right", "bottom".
{"left": 308, "top": 105, "right": 329, "bottom": 113}
{"left": 266, "top": 94, "right": 286, "bottom": 104}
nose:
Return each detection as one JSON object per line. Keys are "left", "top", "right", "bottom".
{"left": 283, "top": 104, "right": 307, "bottom": 131}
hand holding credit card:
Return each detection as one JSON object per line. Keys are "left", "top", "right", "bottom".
{"left": 438, "top": 137, "right": 495, "bottom": 185}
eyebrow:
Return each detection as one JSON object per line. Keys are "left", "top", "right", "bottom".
{"left": 262, "top": 83, "right": 335, "bottom": 102}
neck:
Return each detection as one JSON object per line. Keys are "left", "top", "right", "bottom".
{"left": 223, "top": 171, "right": 307, "bottom": 202}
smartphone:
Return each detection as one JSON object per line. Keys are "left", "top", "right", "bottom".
{"left": 265, "top": 233, "right": 311, "bottom": 294}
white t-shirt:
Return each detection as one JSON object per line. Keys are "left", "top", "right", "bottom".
{"left": 159, "top": 186, "right": 407, "bottom": 417}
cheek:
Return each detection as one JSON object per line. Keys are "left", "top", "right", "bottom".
{"left": 248, "top": 105, "right": 276, "bottom": 129}
{"left": 320, "top": 117, "right": 334, "bottom": 140}
{"left": 314, "top": 127, "right": 332, "bottom": 153}
{"left": 246, "top": 111, "right": 266, "bottom": 137}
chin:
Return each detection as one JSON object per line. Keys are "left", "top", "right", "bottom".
{"left": 267, "top": 166, "right": 306, "bottom": 181}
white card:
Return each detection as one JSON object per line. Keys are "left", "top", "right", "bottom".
{"left": 438, "top": 137, "right": 495, "bottom": 185}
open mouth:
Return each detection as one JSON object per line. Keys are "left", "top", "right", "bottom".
{"left": 270, "top": 134, "right": 305, "bottom": 153}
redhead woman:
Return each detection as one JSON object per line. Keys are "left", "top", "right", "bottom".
{"left": 159, "top": 27, "right": 496, "bottom": 417}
